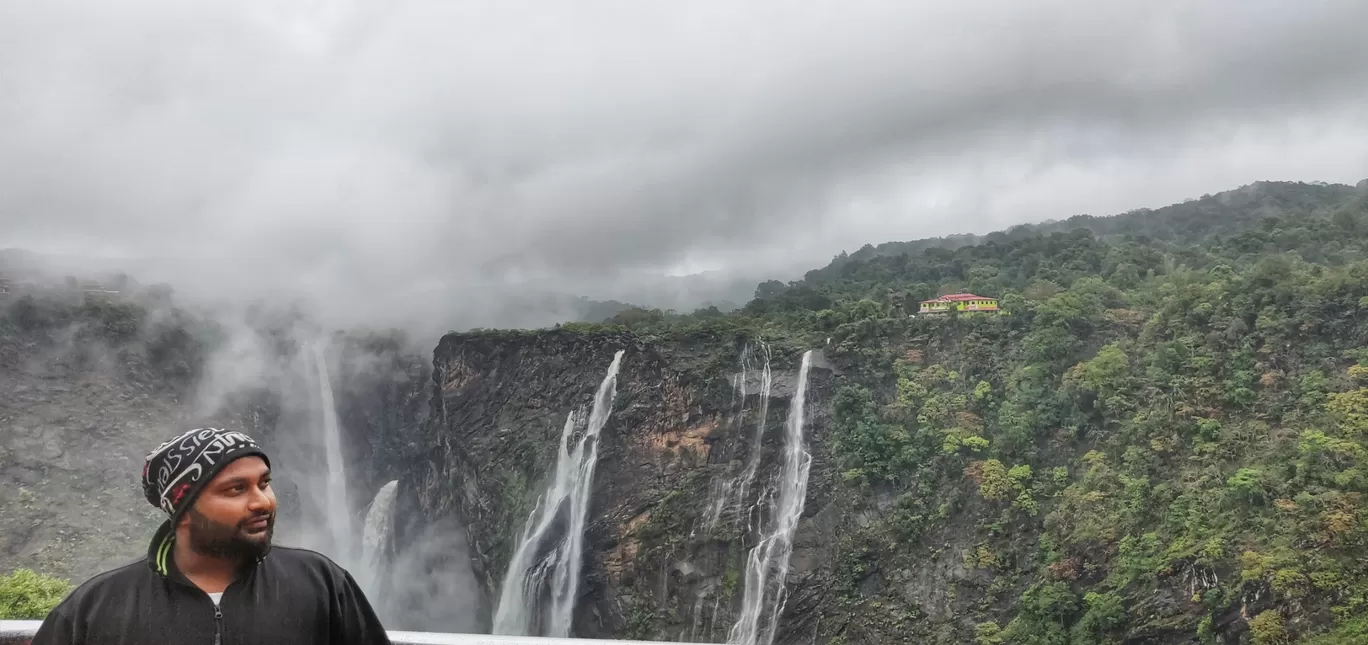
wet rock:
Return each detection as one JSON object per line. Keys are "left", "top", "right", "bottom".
{"left": 672, "top": 561, "right": 702, "bottom": 583}
{"left": 410, "top": 330, "right": 838, "bottom": 639}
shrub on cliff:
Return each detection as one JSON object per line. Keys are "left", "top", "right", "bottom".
{"left": 5, "top": 292, "right": 148, "bottom": 342}
{"left": 7, "top": 294, "right": 76, "bottom": 331}
{"left": 79, "top": 298, "right": 146, "bottom": 342}
{"left": 0, "top": 568, "right": 71, "bottom": 619}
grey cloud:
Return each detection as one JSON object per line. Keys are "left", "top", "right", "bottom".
{"left": 2, "top": 0, "right": 1367, "bottom": 332}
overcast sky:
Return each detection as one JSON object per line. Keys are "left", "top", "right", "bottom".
{"left": 3, "top": 0, "right": 1367, "bottom": 332}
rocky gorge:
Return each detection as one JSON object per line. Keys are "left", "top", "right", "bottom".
{"left": 403, "top": 328, "right": 840, "bottom": 643}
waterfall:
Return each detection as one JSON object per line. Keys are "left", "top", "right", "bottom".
{"left": 683, "top": 592, "right": 707, "bottom": 642}
{"left": 703, "top": 344, "right": 749, "bottom": 532}
{"left": 361, "top": 480, "right": 400, "bottom": 583}
{"left": 728, "top": 350, "right": 813, "bottom": 645}
{"left": 312, "top": 342, "right": 353, "bottom": 559}
{"left": 493, "top": 349, "right": 626, "bottom": 637}
{"left": 731, "top": 342, "right": 772, "bottom": 532}
{"left": 704, "top": 342, "right": 772, "bottom": 534}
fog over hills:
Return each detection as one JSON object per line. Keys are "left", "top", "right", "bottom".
{"left": 3, "top": 1, "right": 1367, "bottom": 337}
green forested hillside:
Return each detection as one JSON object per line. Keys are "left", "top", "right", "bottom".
{"left": 595, "top": 179, "right": 1368, "bottom": 644}
{"left": 803, "top": 180, "right": 1364, "bottom": 289}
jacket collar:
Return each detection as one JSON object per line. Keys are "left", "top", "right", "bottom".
{"left": 147, "top": 520, "right": 178, "bottom": 577}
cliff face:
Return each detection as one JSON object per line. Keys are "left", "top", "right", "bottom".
{"left": 0, "top": 295, "right": 434, "bottom": 596}
{"left": 407, "top": 328, "right": 841, "bottom": 643}
{"left": 400, "top": 318, "right": 1294, "bottom": 645}
{"left": 0, "top": 311, "right": 187, "bottom": 581}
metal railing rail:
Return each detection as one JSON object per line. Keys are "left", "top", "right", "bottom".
{"left": 0, "top": 621, "right": 708, "bottom": 645}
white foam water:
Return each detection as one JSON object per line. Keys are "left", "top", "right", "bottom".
{"left": 728, "top": 350, "right": 812, "bottom": 645}
{"left": 493, "top": 350, "right": 626, "bottom": 637}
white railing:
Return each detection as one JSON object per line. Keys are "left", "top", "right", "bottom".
{"left": 0, "top": 621, "right": 704, "bottom": 645}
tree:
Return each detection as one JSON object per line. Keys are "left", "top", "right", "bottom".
{"left": 975, "top": 459, "right": 1012, "bottom": 501}
{"left": 1065, "top": 344, "right": 1131, "bottom": 401}
{"left": 1250, "top": 611, "right": 1289, "bottom": 645}
{"left": 0, "top": 569, "right": 71, "bottom": 619}
{"left": 1226, "top": 468, "right": 1265, "bottom": 503}
{"left": 754, "top": 280, "right": 787, "bottom": 300}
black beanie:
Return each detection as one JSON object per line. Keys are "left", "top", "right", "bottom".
{"left": 141, "top": 428, "right": 271, "bottom": 521}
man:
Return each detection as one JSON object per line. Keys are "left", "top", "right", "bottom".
{"left": 32, "top": 427, "right": 393, "bottom": 645}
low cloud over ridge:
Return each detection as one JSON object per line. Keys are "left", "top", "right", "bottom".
{"left": 2, "top": 0, "right": 1367, "bottom": 332}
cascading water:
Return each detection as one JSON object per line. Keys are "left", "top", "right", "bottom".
{"left": 493, "top": 349, "right": 626, "bottom": 637}
{"left": 690, "top": 341, "right": 774, "bottom": 642}
{"left": 729, "top": 350, "right": 813, "bottom": 645}
{"left": 731, "top": 342, "right": 772, "bottom": 531}
{"left": 703, "top": 342, "right": 772, "bottom": 534}
{"left": 703, "top": 344, "right": 748, "bottom": 532}
{"left": 311, "top": 342, "right": 353, "bottom": 559}
{"left": 360, "top": 479, "right": 400, "bottom": 589}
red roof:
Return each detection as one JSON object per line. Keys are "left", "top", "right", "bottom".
{"left": 921, "top": 293, "right": 994, "bottom": 303}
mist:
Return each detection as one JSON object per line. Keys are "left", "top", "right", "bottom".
{"left": 0, "top": 283, "right": 476, "bottom": 630}
{"left": 171, "top": 301, "right": 471, "bottom": 631}
{"left": 4, "top": 0, "right": 1368, "bottom": 336}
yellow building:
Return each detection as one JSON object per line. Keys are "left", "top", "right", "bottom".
{"left": 919, "top": 293, "right": 999, "bottom": 314}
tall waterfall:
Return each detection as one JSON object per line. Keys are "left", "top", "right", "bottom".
{"left": 361, "top": 479, "right": 400, "bottom": 587}
{"left": 729, "top": 350, "right": 813, "bottom": 645}
{"left": 312, "top": 342, "right": 353, "bottom": 558}
{"left": 493, "top": 349, "right": 626, "bottom": 637}
{"left": 731, "top": 342, "right": 772, "bottom": 532}
{"left": 704, "top": 342, "right": 772, "bottom": 534}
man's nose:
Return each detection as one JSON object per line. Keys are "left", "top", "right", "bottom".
{"left": 246, "top": 485, "right": 274, "bottom": 510}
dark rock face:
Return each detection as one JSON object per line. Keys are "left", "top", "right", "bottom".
{"left": 332, "top": 334, "right": 433, "bottom": 505}
{"left": 405, "top": 329, "right": 840, "bottom": 642}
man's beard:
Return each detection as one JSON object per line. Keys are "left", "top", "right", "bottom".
{"left": 186, "top": 507, "right": 274, "bottom": 561}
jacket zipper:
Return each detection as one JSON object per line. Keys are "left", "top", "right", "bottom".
{"left": 214, "top": 602, "right": 223, "bottom": 645}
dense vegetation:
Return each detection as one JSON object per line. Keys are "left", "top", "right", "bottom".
{"left": 0, "top": 286, "right": 218, "bottom": 386}
{"left": 0, "top": 569, "right": 71, "bottom": 619}
{"left": 593, "top": 179, "right": 1368, "bottom": 644}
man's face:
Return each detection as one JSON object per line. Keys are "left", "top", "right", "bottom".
{"left": 180, "top": 456, "right": 277, "bottom": 561}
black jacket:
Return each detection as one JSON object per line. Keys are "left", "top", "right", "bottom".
{"left": 32, "top": 521, "right": 392, "bottom": 645}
